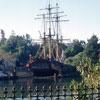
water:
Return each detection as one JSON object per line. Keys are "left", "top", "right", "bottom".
{"left": 0, "top": 77, "right": 81, "bottom": 99}
{"left": 0, "top": 77, "right": 81, "bottom": 88}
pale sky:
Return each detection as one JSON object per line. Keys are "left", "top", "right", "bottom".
{"left": 0, "top": 0, "right": 100, "bottom": 42}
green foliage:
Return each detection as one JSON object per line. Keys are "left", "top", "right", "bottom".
{"left": 0, "top": 44, "right": 8, "bottom": 51}
{"left": 65, "top": 39, "right": 85, "bottom": 58}
{"left": 0, "top": 32, "right": 40, "bottom": 66}
{"left": 0, "top": 29, "right": 6, "bottom": 45}
{"left": 0, "top": 50, "right": 16, "bottom": 62}
{"left": 64, "top": 52, "right": 83, "bottom": 66}
{"left": 77, "top": 57, "right": 100, "bottom": 87}
{"left": 65, "top": 48, "right": 73, "bottom": 57}
{"left": 69, "top": 80, "right": 93, "bottom": 100}
{"left": 84, "top": 35, "right": 99, "bottom": 63}
{"left": 72, "top": 39, "right": 85, "bottom": 55}
{"left": 65, "top": 35, "right": 100, "bottom": 88}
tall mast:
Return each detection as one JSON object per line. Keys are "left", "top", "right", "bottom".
{"left": 56, "top": 3, "right": 59, "bottom": 61}
{"left": 54, "top": 3, "right": 69, "bottom": 61}
{"left": 43, "top": 14, "right": 46, "bottom": 59}
{"left": 35, "top": 1, "right": 56, "bottom": 60}
{"left": 48, "top": 3, "right": 52, "bottom": 59}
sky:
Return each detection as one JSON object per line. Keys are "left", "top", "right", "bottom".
{"left": 0, "top": 0, "right": 100, "bottom": 42}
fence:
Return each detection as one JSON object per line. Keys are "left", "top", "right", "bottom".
{"left": 1, "top": 85, "right": 100, "bottom": 100}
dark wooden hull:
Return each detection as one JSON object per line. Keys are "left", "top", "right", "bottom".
{"left": 32, "top": 69, "right": 58, "bottom": 77}
{"left": 29, "top": 58, "right": 63, "bottom": 77}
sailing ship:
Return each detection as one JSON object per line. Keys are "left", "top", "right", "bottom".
{"left": 26, "top": 2, "right": 69, "bottom": 77}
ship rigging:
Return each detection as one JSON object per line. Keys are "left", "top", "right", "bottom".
{"left": 35, "top": 2, "right": 69, "bottom": 61}
{"left": 26, "top": 2, "right": 70, "bottom": 77}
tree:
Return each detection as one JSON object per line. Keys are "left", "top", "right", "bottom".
{"left": 72, "top": 39, "right": 85, "bottom": 55}
{"left": 84, "top": 35, "right": 99, "bottom": 63}
{"left": 0, "top": 31, "right": 40, "bottom": 66}
{"left": 64, "top": 52, "right": 83, "bottom": 66}
{"left": 0, "top": 29, "right": 6, "bottom": 45}
{"left": 77, "top": 57, "right": 100, "bottom": 87}
{"left": 65, "top": 39, "right": 85, "bottom": 57}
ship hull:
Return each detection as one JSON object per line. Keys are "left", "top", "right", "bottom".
{"left": 32, "top": 69, "right": 58, "bottom": 77}
{"left": 28, "top": 58, "right": 63, "bottom": 77}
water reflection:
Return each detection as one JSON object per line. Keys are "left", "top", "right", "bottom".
{"left": 0, "top": 77, "right": 81, "bottom": 98}
{"left": 0, "top": 77, "right": 81, "bottom": 88}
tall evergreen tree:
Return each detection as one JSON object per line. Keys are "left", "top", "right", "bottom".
{"left": 0, "top": 29, "right": 6, "bottom": 45}
{"left": 84, "top": 35, "right": 99, "bottom": 63}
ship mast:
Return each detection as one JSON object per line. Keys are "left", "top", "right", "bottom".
{"left": 48, "top": 3, "right": 52, "bottom": 59}
{"left": 35, "top": 1, "right": 69, "bottom": 60}
{"left": 48, "top": 0, "right": 51, "bottom": 33}
{"left": 56, "top": 3, "right": 59, "bottom": 61}
{"left": 43, "top": 14, "right": 46, "bottom": 59}
{"left": 35, "top": 2, "right": 55, "bottom": 59}
{"left": 39, "top": 1, "right": 55, "bottom": 59}
{"left": 55, "top": 3, "right": 69, "bottom": 61}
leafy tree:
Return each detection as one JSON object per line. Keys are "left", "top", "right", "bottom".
{"left": 64, "top": 52, "right": 83, "bottom": 66}
{"left": 0, "top": 29, "right": 6, "bottom": 45}
{"left": 77, "top": 57, "right": 100, "bottom": 87}
{"left": 84, "top": 35, "right": 99, "bottom": 63}
{"left": 0, "top": 32, "right": 40, "bottom": 66}
{"left": 65, "top": 39, "right": 85, "bottom": 57}
{"left": 73, "top": 39, "right": 85, "bottom": 55}
{"left": 65, "top": 48, "right": 74, "bottom": 57}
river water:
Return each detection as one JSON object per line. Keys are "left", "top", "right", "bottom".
{"left": 0, "top": 77, "right": 81, "bottom": 99}
{"left": 0, "top": 77, "right": 81, "bottom": 88}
